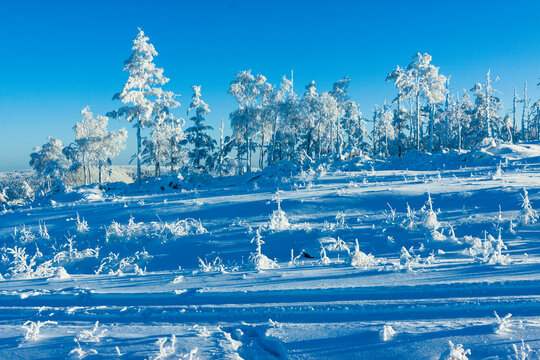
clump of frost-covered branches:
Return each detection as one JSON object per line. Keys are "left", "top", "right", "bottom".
{"left": 77, "top": 321, "right": 107, "bottom": 343}
{"left": 493, "top": 311, "right": 514, "bottom": 334}
{"left": 53, "top": 235, "right": 99, "bottom": 265}
{"left": 350, "top": 239, "right": 379, "bottom": 269}
{"left": 94, "top": 250, "right": 151, "bottom": 275}
{"left": 21, "top": 320, "right": 57, "bottom": 341}
{"left": 153, "top": 334, "right": 177, "bottom": 360}
{"left": 196, "top": 256, "right": 238, "bottom": 273}
{"left": 4, "top": 246, "right": 57, "bottom": 279}
{"left": 463, "top": 230, "right": 510, "bottom": 265}
{"left": 106, "top": 215, "right": 207, "bottom": 241}
{"left": 249, "top": 229, "right": 279, "bottom": 271}
{"left": 267, "top": 191, "right": 291, "bottom": 231}
{"left": 444, "top": 341, "right": 471, "bottom": 360}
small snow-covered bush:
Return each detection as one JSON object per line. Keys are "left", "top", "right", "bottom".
{"left": 94, "top": 250, "right": 151, "bottom": 275}
{"left": 4, "top": 246, "right": 57, "bottom": 279}
{"left": 268, "top": 191, "right": 291, "bottom": 231}
{"left": 53, "top": 235, "right": 99, "bottom": 265}
{"left": 350, "top": 239, "right": 378, "bottom": 269}
{"left": 510, "top": 340, "right": 533, "bottom": 360}
{"left": 325, "top": 237, "right": 350, "bottom": 253}
{"left": 153, "top": 334, "right": 177, "bottom": 360}
{"left": 75, "top": 213, "right": 89, "bottom": 233}
{"left": 77, "top": 321, "right": 107, "bottom": 343}
{"left": 106, "top": 216, "right": 207, "bottom": 242}
{"left": 22, "top": 320, "right": 57, "bottom": 341}
{"left": 249, "top": 229, "right": 279, "bottom": 271}
{"left": 380, "top": 325, "right": 396, "bottom": 341}
{"left": 517, "top": 189, "right": 538, "bottom": 225}
{"left": 444, "top": 341, "right": 471, "bottom": 360}
{"left": 419, "top": 193, "right": 440, "bottom": 231}
{"left": 493, "top": 311, "right": 513, "bottom": 334}
{"left": 463, "top": 231, "right": 510, "bottom": 265}
{"left": 319, "top": 246, "right": 331, "bottom": 265}
{"left": 69, "top": 338, "right": 97, "bottom": 359}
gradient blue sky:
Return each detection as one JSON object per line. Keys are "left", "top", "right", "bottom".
{"left": 1, "top": 0, "right": 540, "bottom": 170}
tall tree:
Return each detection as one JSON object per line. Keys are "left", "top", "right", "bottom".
{"left": 185, "top": 86, "right": 216, "bottom": 171}
{"left": 109, "top": 28, "right": 174, "bottom": 185}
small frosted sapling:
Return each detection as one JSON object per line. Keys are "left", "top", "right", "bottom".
{"left": 249, "top": 229, "right": 279, "bottom": 271}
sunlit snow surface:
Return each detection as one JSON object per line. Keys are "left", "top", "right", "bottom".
{"left": 1, "top": 146, "right": 540, "bottom": 359}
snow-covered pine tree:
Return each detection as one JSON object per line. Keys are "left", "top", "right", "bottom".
{"left": 109, "top": 28, "right": 173, "bottom": 185}
{"left": 185, "top": 85, "right": 216, "bottom": 172}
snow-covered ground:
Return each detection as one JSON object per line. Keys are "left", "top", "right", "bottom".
{"left": 1, "top": 147, "right": 540, "bottom": 359}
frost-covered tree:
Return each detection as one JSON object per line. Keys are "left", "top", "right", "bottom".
{"left": 29, "top": 137, "right": 68, "bottom": 190}
{"left": 299, "top": 81, "right": 322, "bottom": 161}
{"left": 109, "top": 28, "right": 174, "bottom": 185}
{"left": 229, "top": 70, "right": 265, "bottom": 172}
{"left": 142, "top": 91, "right": 182, "bottom": 176}
{"left": 388, "top": 53, "right": 447, "bottom": 152}
{"left": 185, "top": 85, "right": 216, "bottom": 172}
{"left": 373, "top": 104, "right": 395, "bottom": 157}
{"left": 267, "top": 74, "right": 297, "bottom": 165}
{"left": 73, "top": 106, "right": 127, "bottom": 184}
{"left": 468, "top": 70, "right": 502, "bottom": 146}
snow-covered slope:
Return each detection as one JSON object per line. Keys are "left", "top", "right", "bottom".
{"left": 1, "top": 157, "right": 540, "bottom": 359}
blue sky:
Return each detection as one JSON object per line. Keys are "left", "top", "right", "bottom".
{"left": 1, "top": 0, "right": 540, "bottom": 170}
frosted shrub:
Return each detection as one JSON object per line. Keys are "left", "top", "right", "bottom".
{"left": 107, "top": 216, "right": 207, "bottom": 242}
{"left": 197, "top": 257, "right": 225, "bottom": 273}
{"left": 77, "top": 321, "right": 107, "bottom": 342}
{"left": 325, "top": 237, "right": 350, "bottom": 253}
{"left": 464, "top": 231, "right": 510, "bottom": 265}
{"left": 22, "top": 320, "right": 57, "bottom": 341}
{"left": 399, "top": 246, "right": 421, "bottom": 271}
{"left": 511, "top": 340, "right": 533, "bottom": 360}
{"left": 249, "top": 229, "right": 279, "bottom": 271}
{"left": 69, "top": 338, "right": 97, "bottom": 359}
{"left": 5, "top": 246, "right": 56, "bottom": 279}
{"left": 494, "top": 311, "right": 513, "bottom": 334}
{"left": 384, "top": 203, "right": 396, "bottom": 224}
{"left": 268, "top": 191, "right": 291, "bottom": 231}
{"left": 95, "top": 250, "right": 150, "bottom": 275}
{"left": 153, "top": 334, "right": 177, "bottom": 360}
{"left": 350, "top": 239, "right": 378, "bottom": 269}
{"left": 38, "top": 222, "right": 50, "bottom": 240}
{"left": 75, "top": 213, "right": 89, "bottom": 233}
{"left": 517, "top": 189, "right": 538, "bottom": 225}
{"left": 151, "top": 218, "right": 207, "bottom": 239}
{"left": 380, "top": 325, "right": 396, "bottom": 341}
{"left": 402, "top": 203, "right": 417, "bottom": 230}
{"left": 420, "top": 193, "right": 440, "bottom": 231}
{"left": 106, "top": 215, "right": 144, "bottom": 240}
{"left": 444, "top": 341, "right": 471, "bottom": 360}
{"left": 492, "top": 163, "right": 503, "bottom": 180}
{"left": 12, "top": 225, "right": 36, "bottom": 244}
{"left": 319, "top": 246, "right": 331, "bottom": 265}
{"left": 53, "top": 235, "right": 99, "bottom": 265}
